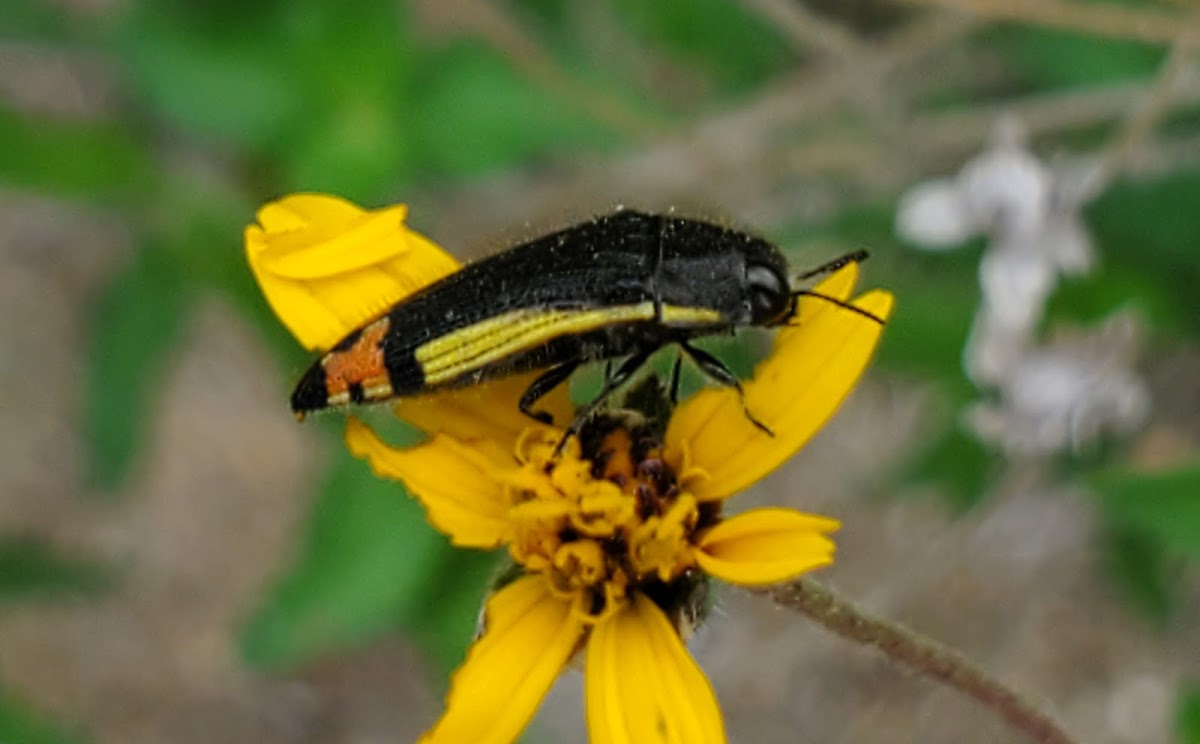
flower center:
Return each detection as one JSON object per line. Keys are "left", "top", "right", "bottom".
{"left": 502, "top": 413, "right": 718, "bottom": 624}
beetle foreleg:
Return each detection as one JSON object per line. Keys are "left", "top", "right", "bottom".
{"left": 555, "top": 349, "right": 655, "bottom": 455}
{"left": 519, "top": 360, "right": 581, "bottom": 425}
{"left": 679, "top": 342, "right": 774, "bottom": 437}
{"left": 668, "top": 353, "right": 683, "bottom": 406}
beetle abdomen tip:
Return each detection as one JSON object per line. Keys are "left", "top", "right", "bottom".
{"left": 291, "top": 363, "right": 330, "bottom": 413}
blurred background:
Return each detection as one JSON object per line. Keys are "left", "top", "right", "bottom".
{"left": 1, "top": 0, "right": 1199, "bottom": 741}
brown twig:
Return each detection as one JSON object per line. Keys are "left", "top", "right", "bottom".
{"left": 906, "top": 71, "right": 1200, "bottom": 153}
{"left": 736, "top": 0, "right": 910, "bottom": 146}
{"left": 897, "top": 0, "right": 1197, "bottom": 44}
{"left": 1094, "top": 28, "right": 1200, "bottom": 183}
{"left": 417, "top": 2, "right": 1200, "bottom": 252}
{"left": 417, "top": 13, "right": 980, "bottom": 247}
{"left": 738, "top": 0, "right": 864, "bottom": 58}
{"left": 411, "top": 0, "right": 662, "bottom": 139}
{"left": 767, "top": 578, "right": 1077, "bottom": 744}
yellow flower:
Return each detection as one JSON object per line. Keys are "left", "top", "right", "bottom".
{"left": 244, "top": 193, "right": 460, "bottom": 351}
{"left": 245, "top": 194, "right": 894, "bottom": 744}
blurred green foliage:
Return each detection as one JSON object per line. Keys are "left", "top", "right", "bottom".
{"left": 3, "top": 0, "right": 1199, "bottom": 739}
{"left": 0, "top": 107, "right": 148, "bottom": 197}
{"left": 1082, "top": 172, "right": 1200, "bottom": 336}
{"left": 1093, "top": 464, "right": 1200, "bottom": 560}
{"left": 0, "top": 537, "right": 109, "bottom": 600}
{"left": 1102, "top": 524, "right": 1179, "bottom": 627}
{"left": 990, "top": 25, "right": 1163, "bottom": 90}
{"left": 0, "top": 692, "right": 82, "bottom": 744}
{"left": 612, "top": 0, "right": 791, "bottom": 91}
{"left": 86, "top": 248, "right": 190, "bottom": 490}
{"left": 241, "top": 443, "right": 497, "bottom": 672}
{"left": 1179, "top": 683, "right": 1200, "bottom": 744}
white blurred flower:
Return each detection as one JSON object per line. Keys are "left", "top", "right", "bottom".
{"left": 963, "top": 312, "right": 1150, "bottom": 456}
{"left": 957, "top": 125, "right": 1052, "bottom": 240}
{"left": 897, "top": 121, "right": 1099, "bottom": 386}
{"left": 896, "top": 120, "right": 1059, "bottom": 246}
{"left": 894, "top": 178, "right": 975, "bottom": 248}
{"left": 895, "top": 117, "right": 1148, "bottom": 455}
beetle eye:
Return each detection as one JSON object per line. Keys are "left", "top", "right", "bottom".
{"left": 746, "top": 264, "right": 789, "bottom": 323}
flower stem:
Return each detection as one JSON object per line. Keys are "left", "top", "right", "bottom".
{"left": 765, "top": 578, "right": 1077, "bottom": 744}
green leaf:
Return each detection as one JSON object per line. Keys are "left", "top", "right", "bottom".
{"left": 115, "top": 17, "right": 303, "bottom": 150}
{"left": 272, "top": 0, "right": 416, "bottom": 196}
{"left": 899, "top": 424, "right": 996, "bottom": 511}
{"left": 147, "top": 169, "right": 256, "bottom": 291}
{"left": 0, "top": 536, "right": 109, "bottom": 600}
{"left": 283, "top": 97, "right": 415, "bottom": 198}
{"left": 0, "top": 106, "right": 147, "bottom": 198}
{"left": 1045, "top": 266, "right": 1186, "bottom": 336}
{"left": 1084, "top": 171, "right": 1200, "bottom": 337}
{"left": 0, "top": 0, "right": 77, "bottom": 40}
{"left": 871, "top": 258, "right": 978, "bottom": 382}
{"left": 508, "top": 0, "right": 573, "bottom": 38}
{"left": 85, "top": 248, "right": 190, "bottom": 490}
{"left": 413, "top": 43, "right": 615, "bottom": 178}
{"left": 0, "top": 691, "right": 83, "bottom": 744}
{"left": 1090, "top": 171, "right": 1200, "bottom": 269}
{"left": 277, "top": 0, "right": 413, "bottom": 89}
{"left": 407, "top": 551, "right": 500, "bottom": 675}
{"left": 240, "top": 443, "right": 459, "bottom": 668}
{"left": 1100, "top": 525, "right": 1177, "bottom": 627}
{"left": 1178, "top": 682, "right": 1200, "bottom": 744}
{"left": 611, "top": 0, "right": 791, "bottom": 92}
{"left": 988, "top": 22, "right": 1162, "bottom": 91}
{"left": 1091, "top": 463, "right": 1200, "bottom": 559}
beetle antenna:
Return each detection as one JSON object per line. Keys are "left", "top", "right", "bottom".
{"left": 794, "top": 249, "right": 869, "bottom": 281}
{"left": 787, "top": 290, "right": 885, "bottom": 325}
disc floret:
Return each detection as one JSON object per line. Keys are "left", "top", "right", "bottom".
{"left": 505, "top": 415, "right": 717, "bottom": 625}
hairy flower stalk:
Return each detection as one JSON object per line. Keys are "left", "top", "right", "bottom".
{"left": 767, "top": 578, "right": 1078, "bottom": 744}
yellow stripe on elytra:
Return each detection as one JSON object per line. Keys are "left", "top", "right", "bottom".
{"left": 660, "top": 305, "right": 724, "bottom": 326}
{"left": 414, "top": 303, "right": 724, "bottom": 386}
{"left": 416, "top": 304, "right": 653, "bottom": 384}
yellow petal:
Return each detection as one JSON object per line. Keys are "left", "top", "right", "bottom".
{"left": 695, "top": 508, "right": 838, "bottom": 586}
{"left": 423, "top": 576, "right": 585, "bottom": 744}
{"left": 666, "top": 265, "right": 894, "bottom": 500}
{"left": 586, "top": 592, "right": 725, "bottom": 744}
{"left": 395, "top": 371, "right": 574, "bottom": 455}
{"left": 253, "top": 192, "right": 365, "bottom": 233}
{"left": 344, "top": 417, "right": 510, "bottom": 548}
{"left": 253, "top": 198, "right": 410, "bottom": 278}
{"left": 245, "top": 193, "right": 461, "bottom": 351}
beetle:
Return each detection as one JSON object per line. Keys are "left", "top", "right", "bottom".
{"left": 290, "top": 209, "right": 881, "bottom": 435}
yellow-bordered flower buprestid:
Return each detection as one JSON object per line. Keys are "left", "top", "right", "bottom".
{"left": 246, "top": 194, "right": 894, "bottom": 744}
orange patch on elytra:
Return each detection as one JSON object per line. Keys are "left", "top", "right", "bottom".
{"left": 322, "top": 318, "right": 390, "bottom": 395}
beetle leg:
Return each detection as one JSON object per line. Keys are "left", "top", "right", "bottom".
{"left": 555, "top": 349, "right": 655, "bottom": 455}
{"left": 668, "top": 353, "right": 683, "bottom": 406}
{"left": 794, "top": 249, "right": 869, "bottom": 280}
{"left": 519, "top": 360, "right": 581, "bottom": 425}
{"left": 787, "top": 289, "right": 885, "bottom": 326}
{"left": 679, "top": 342, "right": 774, "bottom": 437}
